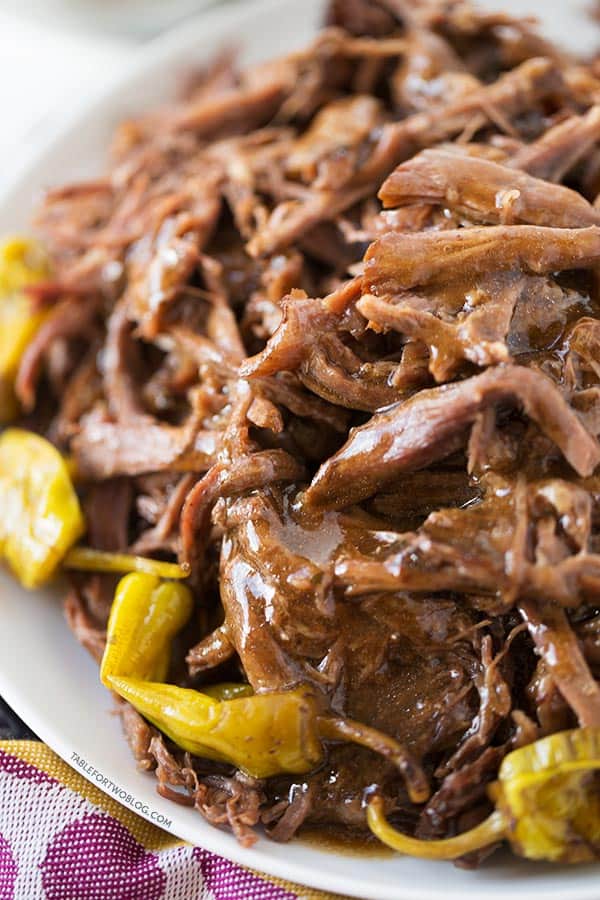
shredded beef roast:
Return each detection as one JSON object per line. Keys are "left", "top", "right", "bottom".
{"left": 18, "top": 0, "right": 600, "bottom": 865}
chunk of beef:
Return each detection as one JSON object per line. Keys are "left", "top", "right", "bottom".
{"left": 379, "top": 149, "right": 600, "bottom": 227}
{"left": 305, "top": 365, "right": 600, "bottom": 509}
{"left": 248, "top": 57, "right": 562, "bottom": 257}
{"left": 357, "top": 272, "right": 525, "bottom": 381}
{"left": 510, "top": 106, "right": 600, "bottom": 181}
{"left": 118, "top": 702, "right": 157, "bottom": 772}
{"left": 364, "top": 226, "right": 600, "bottom": 296}
{"left": 519, "top": 600, "right": 600, "bottom": 727}
{"left": 72, "top": 408, "right": 219, "bottom": 479}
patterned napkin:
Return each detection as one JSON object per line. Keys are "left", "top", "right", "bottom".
{"left": 0, "top": 741, "right": 349, "bottom": 900}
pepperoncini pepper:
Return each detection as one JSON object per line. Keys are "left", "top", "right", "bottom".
{"left": 107, "top": 676, "right": 324, "bottom": 779}
{"left": 100, "top": 576, "right": 322, "bottom": 778}
{"left": 101, "top": 566, "right": 430, "bottom": 792}
{"left": 0, "top": 429, "right": 85, "bottom": 588}
{"left": 0, "top": 429, "right": 189, "bottom": 588}
{"left": 367, "top": 727, "right": 600, "bottom": 863}
{"left": 0, "top": 237, "right": 50, "bottom": 421}
{"left": 100, "top": 573, "right": 194, "bottom": 686}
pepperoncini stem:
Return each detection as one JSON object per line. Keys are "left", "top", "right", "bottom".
{"left": 100, "top": 573, "right": 193, "bottom": 686}
{"left": 64, "top": 547, "right": 189, "bottom": 580}
{"left": 318, "top": 716, "right": 430, "bottom": 804}
{"left": 367, "top": 797, "right": 507, "bottom": 860}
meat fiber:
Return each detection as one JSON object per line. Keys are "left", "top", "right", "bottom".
{"left": 304, "top": 366, "right": 600, "bottom": 509}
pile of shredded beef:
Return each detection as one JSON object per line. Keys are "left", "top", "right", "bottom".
{"left": 20, "top": 0, "right": 600, "bottom": 864}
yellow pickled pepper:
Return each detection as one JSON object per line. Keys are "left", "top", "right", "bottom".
{"left": 0, "top": 428, "right": 190, "bottom": 589}
{"left": 101, "top": 570, "right": 324, "bottom": 779}
{"left": 0, "top": 429, "right": 84, "bottom": 588}
{"left": 491, "top": 726, "right": 600, "bottom": 862}
{"left": 0, "top": 237, "right": 50, "bottom": 422}
{"left": 100, "top": 573, "right": 194, "bottom": 686}
{"left": 368, "top": 727, "right": 600, "bottom": 863}
{"left": 107, "top": 677, "right": 324, "bottom": 779}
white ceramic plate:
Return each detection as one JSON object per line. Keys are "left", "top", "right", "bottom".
{"left": 0, "top": 1, "right": 599, "bottom": 897}
{"left": 0, "top": 0, "right": 219, "bottom": 39}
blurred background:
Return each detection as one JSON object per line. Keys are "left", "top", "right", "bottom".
{"left": 1, "top": 0, "right": 222, "bottom": 37}
{"left": 0, "top": 0, "right": 228, "bottom": 178}
{"left": 0, "top": 0, "right": 596, "bottom": 181}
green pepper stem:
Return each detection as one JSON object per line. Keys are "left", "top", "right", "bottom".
{"left": 64, "top": 547, "right": 189, "bottom": 580}
{"left": 367, "top": 796, "right": 507, "bottom": 860}
{"left": 318, "top": 716, "right": 430, "bottom": 803}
